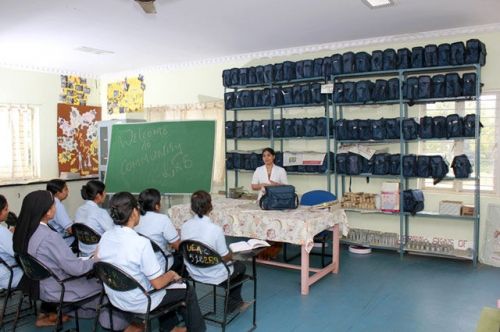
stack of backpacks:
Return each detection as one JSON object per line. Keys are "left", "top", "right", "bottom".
{"left": 224, "top": 83, "right": 325, "bottom": 110}
{"left": 333, "top": 72, "right": 477, "bottom": 104}
{"left": 225, "top": 117, "right": 333, "bottom": 139}
{"left": 334, "top": 114, "right": 480, "bottom": 141}
{"left": 222, "top": 39, "right": 486, "bottom": 88}
{"left": 335, "top": 153, "right": 472, "bottom": 181}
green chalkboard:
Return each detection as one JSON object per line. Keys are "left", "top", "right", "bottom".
{"left": 105, "top": 121, "right": 215, "bottom": 194}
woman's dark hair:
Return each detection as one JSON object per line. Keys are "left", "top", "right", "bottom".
{"left": 109, "top": 192, "right": 138, "bottom": 226}
{"left": 262, "top": 147, "right": 276, "bottom": 156}
{"left": 81, "top": 180, "right": 105, "bottom": 201}
{"left": 13, "top": 190, "right": 54, "bottom": 254}
{"left": 0, "top": 194, "right": 6, "bottom": 211}
{"left": 138, "top": 188, "right": 161, "bottom": 216}
{"left": 191, "top": 190, "right": 212, "bottom": 218}
{"left": 46, "top": 179, "right": 66, "bottom": 195}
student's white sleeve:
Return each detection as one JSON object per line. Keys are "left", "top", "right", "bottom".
{"left": 251, "top": 168, "right": 260, "bottom": 185}
{"left": 0, "top": 227, "right": 14, "bottom": 256}
{"left": 280, "top": 168, "right": 288, "bottom": 184}
{"left": 100, "top": 210, "right": 115, "bottom": 231}
{"left": 55, "top": 202, "right": 73, "bottom": 230}
{"left": 214, "top": 226, "right": 230, "bottom": 257}
{"left": 140, "top": 242, "right": 164, "bottom": 280}
{"left": 162, "top": 216, "right": 180, "bottom": 244}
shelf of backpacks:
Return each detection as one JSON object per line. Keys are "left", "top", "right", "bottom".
{"left": 224, "top": 76, "right": 327, "bottom": 90}
{"left": 339, "top": 174, "right": 459, "bottom": 181}
{"left": 331, "top": 60, "right": 482, "bottom": 264}
{"left": 336, "top": 137, "right": 476, "bottom": 144}
{"left": 330, "top": 63, "right": 480, "bottom": 80}
{"left": 228, "top": 136, "right": 328, "bottom": 141}
{"left": 227, "top": 102, "right": 327, "bottom": 112}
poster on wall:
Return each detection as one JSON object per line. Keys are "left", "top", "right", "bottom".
{"left": 106, "top": 75, "right": 145, "bottom": 114}
{"left": 57, "top": 103, "right": 101, "bottom": 178}
{"left": 59, "top": 75, "right": 91, "bottom": 106}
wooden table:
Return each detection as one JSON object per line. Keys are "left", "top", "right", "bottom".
{"left": 169, "top": 198, "right": 349, "bottom": 295}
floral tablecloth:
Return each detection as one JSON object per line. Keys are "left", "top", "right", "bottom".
{"left": 168, "top": 198, "right": 349, "bottom": 251}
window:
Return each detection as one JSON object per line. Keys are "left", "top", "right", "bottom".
{"left": 0, "top": 104, "right": 40, "bottom": 183}
{"left": 418, "top": 92, "right": 499, "bottom": 193}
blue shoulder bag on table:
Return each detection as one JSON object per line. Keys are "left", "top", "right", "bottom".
{"left": 259, "top": 185, "right": 299, "bottom": 210}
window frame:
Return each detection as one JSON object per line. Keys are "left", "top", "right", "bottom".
{"left": 417, "top": 91, "right": 499, "bottom": 196}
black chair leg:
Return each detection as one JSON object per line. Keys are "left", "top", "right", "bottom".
{"left": 12, "top": 294, "right": 24, "bottom": 331}
{"left": 75, "top": 309, "right": 80, "bottom": 332}
{"left": 321, "top": 242, "right": 326, "bottom": 267}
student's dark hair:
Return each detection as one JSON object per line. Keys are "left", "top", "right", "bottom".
{"left": 81, "top": 180, "right": 105, "bottom": 201}
{"left": 0, "top": 194, "right": 6, "bottom": 211}
{"left": 191, "top": 190, "right": 212, "bottom": 218}
{"left": 262, "top": 147, "right": 276, "bottom": 156}
{"left": 46, "top": 179, "right": 67, "bottom": 195}
{"left": 109, "top": 192, "right": 138, "bottom": 226}
{"left": 138, "top": 188, "right": 161, "bottom": 216}
{"left": 13, "top": 190, "right": 54, "bottom": 254}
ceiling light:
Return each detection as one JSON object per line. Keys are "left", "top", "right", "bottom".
{"left": 75, "top": 46, "right": 114, "bottom": 55}
{"left": 362, "top": 0, "right": 394, "bottom": 9}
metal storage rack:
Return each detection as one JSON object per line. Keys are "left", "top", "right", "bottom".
{"left": 331, "top": 64, "right": 481, "bottom": 264}
{"left": 224, "top": 76, "right": 333, "bottom": 196}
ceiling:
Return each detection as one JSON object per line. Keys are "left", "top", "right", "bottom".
{"left": 0, "top": 0, "right": 499, "bottom": 77}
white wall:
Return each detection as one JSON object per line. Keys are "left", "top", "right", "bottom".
{"left": 100, "top": 30, "right": 500, "bottom": 260}
{"left": 0, "top": 68, "right": 100, "bottom": 215}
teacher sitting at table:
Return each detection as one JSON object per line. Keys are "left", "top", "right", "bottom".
{"left": 250, "top": 147, "right": 288, "bottom": 260}
{"left": 251, "top": 147, "right": 288, "bottom": 194}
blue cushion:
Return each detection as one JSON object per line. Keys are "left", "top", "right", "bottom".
{"left": 300, "top": 190, "right": 336, "bottom": 206}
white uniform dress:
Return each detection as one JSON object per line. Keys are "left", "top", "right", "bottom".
{"left": 0, "top": 225, "right": 23, "bottom": 289}
{"left": 134, "top": 211, "right": 179, "bottom": 271}
{"left": 98, "top": 226, "right": 165, "bottom": 313}
{"left": 251, "top": 164, "right": 288, "bottom": 199}
{"left": 49, "top": 197, "right": 75, "bottom": 246}
{"left": 181, "top": 215, "right": 232, "bottom": 285}
{"left": 75, "top": 200, "right": 114, "bottom": 256}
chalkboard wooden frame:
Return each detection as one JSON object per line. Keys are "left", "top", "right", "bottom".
{"left": 104, "top": 120, "right": 216, "bottom": 194}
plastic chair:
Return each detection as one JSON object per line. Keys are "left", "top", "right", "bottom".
{"left": 138, "top": 233, "right": 171, "bottom": 271}
{"left": 179, "top": 240, "right": 256, "bottom": 332}
{"left": 72, "top": 223, "right": 101, "bottom": 256}
{"left": 93, "top": 261, "right": 186, "bottom": 332}
{"left": 15, "top": 252, "right": 99, "bottom": 332}
{"left": 0, "top": 257, "right": 26, "bottom": 329}
{"left": 283, "top": 190, "right": 337, "bottom": 267}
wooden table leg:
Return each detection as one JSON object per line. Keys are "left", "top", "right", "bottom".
{"left": 332, "top": 224, "right": 340, "bottom": 274}
{"left": 301, "top": 244, "right": 310, "bottom": 295}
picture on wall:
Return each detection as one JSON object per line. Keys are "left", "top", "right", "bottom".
{"left": 106, "top": 75, "right": 145, "bottom": 114}
{"left": 59, "top": 75, "right": 91, "bottom": 106}
{"left": 57, "top": 103, "right": 101, "bottom": 178}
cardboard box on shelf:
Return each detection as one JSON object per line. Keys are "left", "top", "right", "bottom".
{"left": 439, "top": 200, "right": 463, "bottom": 216}
{"left": 461, "top": 205, "right": 475, "bottom": 216}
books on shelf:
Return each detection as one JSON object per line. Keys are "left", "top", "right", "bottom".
{"left": 229, "top": 239, "right": 270, "bottom": 253}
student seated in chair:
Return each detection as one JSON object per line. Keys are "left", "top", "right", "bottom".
{"left": 181, "top": 191, "right": 248, "bottom": 313}
{"left": 13, "top": 190, "right": 130, "bottom": 329}
{"left": 135, "top": 188, "right": 182, "bottom": 273}
{"left": 46, "top": 179, "right": 76, "bottom": 249}
{"left": 75, "top": 180, "right": 114, "bottom": 257}
{"left": 0, "top": 194, "right": 23, "bottom": 290}
{"left": 98, "top": 192, "right": 206, "bottom": 332}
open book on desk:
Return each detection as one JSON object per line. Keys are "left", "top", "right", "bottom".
{"left": 229, "top": 239, "right": 270, "bottom": 253}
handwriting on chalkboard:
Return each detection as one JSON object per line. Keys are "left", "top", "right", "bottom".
{"left": 118, "top": 127, "right": 169, "bottom": 149}
{"left": 120, "top": 142, "right": 193, "bottom": 178}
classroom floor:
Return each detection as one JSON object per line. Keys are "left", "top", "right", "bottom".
{"left": 4, "top": 246, "right": 500, "bottom": 332}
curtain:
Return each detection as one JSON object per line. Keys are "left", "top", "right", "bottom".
{"left": 145, "top": 101, "right": 225, "bottom": 186}
{"left": 0, "top": 104, "right": 38, "bottom": 182}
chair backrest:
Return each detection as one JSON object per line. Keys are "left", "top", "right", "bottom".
{"left": 94, "top": 261, "right": 146, "bottom": 294}
{"left": 300, "top": 190, "right": 337, "bottom": 206}
{"left": 15, "top": 252, "right": 51, "bottom": 281}
{"left": 138, "top": 233, "right": 170, "bottom": 266}
{"left": 179, "top": 240, "right": 224, "bottom": 268}
{"left": 72, "top": 223, "right": 101, "bottom": 245}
